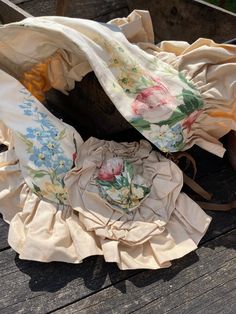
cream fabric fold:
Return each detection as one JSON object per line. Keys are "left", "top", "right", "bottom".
{"left": 2, "top": 11, "right": 233, "bottom": 270}
{"left": 65, "top": 138, "right": 211, "bottom": 269}
{"left": 0, "top": 128, "right": 211, "bottom": 268}
{"left": 0, "top": 11, "right": 235, "bottom": 156}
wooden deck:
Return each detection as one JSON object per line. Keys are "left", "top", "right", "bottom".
{"left": 0, "top": 0, "right": 236, "bottom": 313}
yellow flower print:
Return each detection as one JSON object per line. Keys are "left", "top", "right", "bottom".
{"left": 132, "top": 186, "right": 144, "bottom": 199}
{"left": 118, "top": 72, "right": 138, "bottom": 93}
{"left": 43, "top": 182, "right": 68, "bottom": 203}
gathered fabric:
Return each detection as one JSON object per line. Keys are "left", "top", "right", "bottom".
{"left": 0, "top": 10, "right": 235, "bottom": 156}
{"left": 0, "top": 9, "right": 235, "bottom": 269}
{"left": 0, "top": 118, "right": 211, "bottom": 268}
{"left": 0, "top": 69, "right": 211, "bottom": 269}
{"left": 65, "top": 137, "right": 211, "bottom": 269}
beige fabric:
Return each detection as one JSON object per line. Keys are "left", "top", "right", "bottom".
{"left": 65, "top": 138, "right": 211, "bottom": 269}
{"left": 0, "top": 149, "right": 23, "bottom": 223}
{"left": 108, "top": 10, "right": 154, "bottom": 44}
{"left": 142, "top": 39, "right": 236, "bottom": 155}
{"left": 110, "top": 15, "right": 236, "bottom": 157}
{"left": 2, "top": 11, "right": 229, "bottom": 269}
{"left": 0, "top": 149, "right": 101, "bottom": 263}
{"left": 0, "top": 121, "right": 14, "bottom": 149}
{"left": 0, "top": 12, "right": 235, "bottom": 156}
{"left": 0, "top": 134, "right": 211, "bottom": 268}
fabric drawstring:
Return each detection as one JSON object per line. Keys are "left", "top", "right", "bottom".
{"left": 169, "top": 152, "right": 236, "bottom": 211}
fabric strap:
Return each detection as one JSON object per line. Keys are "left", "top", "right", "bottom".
{"left": 170, "top": 152, "right": 236, "bottom": 211}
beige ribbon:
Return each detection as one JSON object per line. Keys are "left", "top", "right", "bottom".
{"left": 169, "top": 152, "right": 235, "bottom": 211}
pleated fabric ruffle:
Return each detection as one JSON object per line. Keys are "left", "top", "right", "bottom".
{"left": 65, "top": 138, "right": 211, "bottom": 269}
{"left": 0, "top": 131, "right": 211, "bottom": 269}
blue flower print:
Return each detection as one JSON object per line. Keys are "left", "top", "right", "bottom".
{"left": 24, "top": 109, "right": 33, "bottom": 116}
{"left": 48, "top": 129, "right": 59, "bottom": 139}
{"left": 40, "top": 117, "right": 54, "bottom": 129}
{"left": 53, "top": 156, "right": 73, "bottom": 175}
{"left": 38, "top": 112, "right": 47, "bottom": 119}
{"left": 30, "top": 147, "right": 52, "bottom": 168}
{"left": 42, "top": 140, "right": 62, "bottom": 156}
{"left": 26, "top": 127, "right": 43, "bottom": 139}
{"left": 18, "top": 88, "right": 75, "bottom": 205}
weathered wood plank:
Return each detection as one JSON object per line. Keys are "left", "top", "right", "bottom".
{"left": 17, "top": 0, "right": 129, "bottom": 22}
{"left": 127, "top": 0, "right": 236, "bottom": 43}
{"left": 53, "top": 229, "right": 236, "bottom": 314}
{"left": 0, "top": 215, "right": 9, "bottom": 250}
{"left": 183, "top": 146, "right": 236, "bottom": 242}
{"left": 0, "top": 0, "right": 31, "bottom": 24}
{"left": 0, "top": 249, "right": 137, "bottom": 314}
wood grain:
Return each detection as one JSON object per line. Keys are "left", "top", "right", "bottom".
{"left": 127, "top": 0, "right": 236, "bottom": 43}
{"left": 0, "top": 249, "right": 138, "bottom": 314}
{"left": 0, "top": 216, "right": 9, "bottom": 251}
{"left": 53, "top": 230, "right": 236, "bottom": 314}
{"left": 0, "top": 0, "right": 31, "bottom": 24}
{"left": 17, "top": 0, "right": 129, "bottom": 22}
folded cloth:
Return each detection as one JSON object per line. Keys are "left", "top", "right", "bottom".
{"left": 0, "top": 69, "right": 211, "bottom": 268}
{"left": 0, "top": 69, "right": 83, "bottom": 205}
{"left": 0, "top": 10, "right": 235, "bottom": 156}
{"left": 65, "top": 137, "right": 211, "bottom": 269}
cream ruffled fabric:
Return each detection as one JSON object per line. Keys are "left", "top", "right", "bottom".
{"left": 65, "top": 137, "right": 211, "bottom": 269}
{"left": 0, "top": 69, "right": 211, "bottom": 268}
{"left": 0, "top": 11, "right": 235, "bottom": 156}
{"left": 3, "top": 10, "right": 234, "bottom": 269}
{"left": 0, "top": 129, "right": 211, "bottom": 268}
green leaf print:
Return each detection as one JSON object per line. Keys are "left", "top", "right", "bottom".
{"left": 130, "top": 117, "right": 151, "bottom": 130}
{"left": 32, "top": 183, "right": 41, "bottom": 193}
{"left": 178, "top": 72, "right": 197, "bottom": 90}
{"left": 18, "top": 133, "right": 34, "bottom": 153}
{"left": 96, "top": 179, "right": 113, "bottom": 187}
{"left": 181, "top": 89, "right": 204, "bottom": 114}
{"left": 157, "top": 110, "right": 187, "bottom": 127}
{"left": 58, "top": 129, "right": 66, "bottom": 140}
{"left": 124, "top": 160, "right": 134, "bottom": 181}
{"left": 33, "top": 171, "right": 48, "bottom": 178}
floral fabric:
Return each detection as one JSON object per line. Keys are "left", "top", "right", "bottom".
{"left": 0, "top": 69, "right": 83, "bottom": 205}
{"left": 64, "top": 137, "right": 211, "bottom": 269}
{"left": 0, "top": 11, "right": 235, "bottom": 156}
{"left": 96, "top": 158, "right": 150, "bottom": 212}
{"left": 0, "top": 10, "right": 235, "bottom": 269}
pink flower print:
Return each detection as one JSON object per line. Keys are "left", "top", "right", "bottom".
{"left": 131, "top": 80, "right": 178, "bottom": 122}
{"left": 182, "top": 110, "right": 203, "bottom": 133}
{"left": 98, "top": 158, "right": 123, "bottom": 182}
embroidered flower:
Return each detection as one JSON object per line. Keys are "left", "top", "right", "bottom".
{"left": 98, "top": 158, "right": 123, "bottom": 182}
{"left": 131, "top": 81, "right": 179, "bottom": 122}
